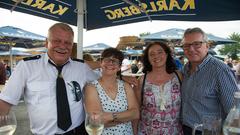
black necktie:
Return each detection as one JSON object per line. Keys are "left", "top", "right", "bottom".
{"left": 49, "top": 60, "right": 72, "bottom": 131}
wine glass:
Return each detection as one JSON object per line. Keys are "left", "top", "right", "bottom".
{"left": 85, "top": 112, "right": 104, "bottom": 135}
{"left": 0, "top": 111, "right": 17, "bottom": 135}
{"left": 193, "top": 116, "right": 221, "bottom": 135}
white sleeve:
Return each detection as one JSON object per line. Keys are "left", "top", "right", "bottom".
{"left": 0, "top": 61, "right": 27, "bottom": 105}
{"left": 83, "top": 63, "right": 100, "bottom": 82}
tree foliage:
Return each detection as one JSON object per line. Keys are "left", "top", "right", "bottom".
{"left": 139, "top": 32, "right": 150, "bottom": 37}
{"left": 219, "top": 32, "right": 240, "bottom": 60}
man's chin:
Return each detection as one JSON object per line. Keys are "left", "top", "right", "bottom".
{"left": 189, "top": 58, "right": 202, "bottom": 63}
{"left": 54, "top": 56, "right": 69, "bottom": 65}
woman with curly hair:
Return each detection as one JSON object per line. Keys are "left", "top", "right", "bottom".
{"left": 134, "top": 42, "right": 183, "bottom": 135}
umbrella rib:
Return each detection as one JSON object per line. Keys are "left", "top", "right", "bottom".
{"left": 121, "top": 0, "right": 152, "bottom": 22}
{"left": 11, "top": 0, "right": 24, "bottom": 12}
{"left": 135, "top": 0, "right": 152, "bottom": 22}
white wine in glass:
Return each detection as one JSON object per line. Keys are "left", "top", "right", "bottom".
{"left": 85, "top": 112, "right": 104, "bottom": 135}
{"left": 0, "top": 111, "right": 17, "bottom": 135}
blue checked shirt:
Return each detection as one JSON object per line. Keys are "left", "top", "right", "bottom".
{"left": 181, "top": 54, "right": 239, "bottom": 129}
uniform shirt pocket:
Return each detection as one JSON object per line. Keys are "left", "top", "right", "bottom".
{"left": 26, "top": 81, "right": 54, "bottom": 105}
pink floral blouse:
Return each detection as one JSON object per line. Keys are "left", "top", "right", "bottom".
{"left": 138, "top": 74, "right": 183, "bottom": 135}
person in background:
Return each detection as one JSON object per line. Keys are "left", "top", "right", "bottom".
{"left": 136, "top": 60, "right": 143, "bottom": 74}
{"left": 134, "top": 42, "right": 183, "bottom": 135}
{"left": 232, "top": 60, "right": 238, "bottom": 71}
{"left": 84, "top": 47, "right": 139, "bottom": 135}
{"left": 0, "top": 23, "right": 99, "bottom": 134}
{"left": 0, "top": 61, "right": 6, "bottom": 85}
{"left": 175, "top": 58, "right": 183, "bottom": 70}
{"left": 179, "top": 56, "right": 185, "bottom": 66}
{"left": 181, "top": 27, "right": 239, "bottom": 135}
{"left": 233, "top": 60, "right": 240, "bottom": 84}
{"left": 83, "top": 53, "right": 95, "bottom": 61}
{"left": 3, "top": 61, "right": 11, "bottom": 79}
{"left": 131, "top": 60, "right": 139, "bottom": 74}
{"left": 93, "top": 57, "right": 103, "bottom": 77}
{"left": 121, "top": 55, "right": 131, "bottom": 74}
{"left": 170, "top": 46, "right": 183, "bottom": 70}
{"left": 225, "top": 58, "right": 233, "bottom": 68}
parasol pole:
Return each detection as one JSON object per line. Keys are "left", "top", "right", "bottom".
{"left": 9, "top": 42, "right": 13, "bottom": 73}
{"left": 77, "top": 0, "right": 84, "bottom": 59}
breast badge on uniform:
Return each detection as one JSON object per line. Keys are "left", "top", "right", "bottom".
{"left": 68, "top": 81, "right": 82, "bottom": 102}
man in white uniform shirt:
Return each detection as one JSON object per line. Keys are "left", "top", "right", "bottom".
{"left": 0, "top": 23, "right": 99, "bottom": 134}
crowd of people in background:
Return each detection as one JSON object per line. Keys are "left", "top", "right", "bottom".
{"left": 224, "top": 58, "right": 240, "bottom": 83}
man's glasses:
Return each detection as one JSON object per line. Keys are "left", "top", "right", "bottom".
{"left": 182, "top": 41, "right": 206, "bottom": 50}
{"left": 102, "top": 57, "right": 120, "bottom": 66}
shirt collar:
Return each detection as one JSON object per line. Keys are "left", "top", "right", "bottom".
{"left": 43, "top": 53, "right": 72, "bottom": 66}
{"left": 185, "top": 54, "right": 212, "bottom": 74}
{"left": 197, "top": 54, "right": 212, "bottom": 69}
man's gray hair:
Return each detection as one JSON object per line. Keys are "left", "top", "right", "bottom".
{"left": 183, "top": 27, "right": 208, "bottom": 42}
{"left": 48, "top": 23, "right": 74, "bottom": 38}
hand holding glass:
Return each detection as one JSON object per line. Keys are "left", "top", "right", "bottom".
{"left": 193, "top": 116, "right": 221, "bottom": 135}
{"left": 85, "top": 112, "right": 104, "bottom": 135}
{"left": 0, "top": 111, "right": 17, "bottom": 135}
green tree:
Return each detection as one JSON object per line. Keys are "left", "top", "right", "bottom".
{"left": 139, "top": 32, "right": 150, "bottom": 37}
{"left": 219, "top": 32, "right": 240, "bottom": 60}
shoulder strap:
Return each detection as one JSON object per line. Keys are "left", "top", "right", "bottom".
{"left": 174, "top": 71, "right": 182, "bottom": 86}
{"left": 141, "top": 73, "right": 147, "bottom": 106}
{"left": 72, "top": 58, "right": 84, "bottom": 63}
{"left": 23, "top": 55, "right": 41, "bottom": 61}
{"left": 173, "top": 70, "right": 183, "bottom": 123}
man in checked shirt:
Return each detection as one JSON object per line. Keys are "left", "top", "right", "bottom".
{"left": 181, "top": 27, "right": 239, "bottom": 135}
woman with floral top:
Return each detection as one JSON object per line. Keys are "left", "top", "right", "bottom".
{"left": 134, "top": 42, "right": 183, "bottom": 135}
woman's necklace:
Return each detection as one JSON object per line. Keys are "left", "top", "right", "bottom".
{"left": 99, "top": 78, "right": 118, "bottom": 100}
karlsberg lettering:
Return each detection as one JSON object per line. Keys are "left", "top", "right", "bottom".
{"left": 104, "top": 0, "right": 195, "bottom": 20}
{"left": 12, "top": 0, "right": 68, "bottom": 15}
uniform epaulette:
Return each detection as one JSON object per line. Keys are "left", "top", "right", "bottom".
{"left": 23, "top": 55, "right": 41, "bottom": 61}
{"left": 72, "top": 58, "right": 84, "bottom": 63}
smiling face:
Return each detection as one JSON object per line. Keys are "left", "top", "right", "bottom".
{"left": 101, "top": 57, "right": 121, "bottom": 76}
{"left": 100, "top": 48, "right": 124, "bottom": 77}
{"left": 182, "top": 32, "right": 209, "bottom": 66}
{"left": 46, "top": 25, "right": 73, "bottom": 66}
{"left": 148, "top": 44, "right": 167, "bottom": 69}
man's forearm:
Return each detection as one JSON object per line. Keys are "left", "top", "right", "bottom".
{"left": 85, "top": 61, "right": 101, "bottom": 70}
{"left": 0, "top": 100, "right": 11, "bottom": 115}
